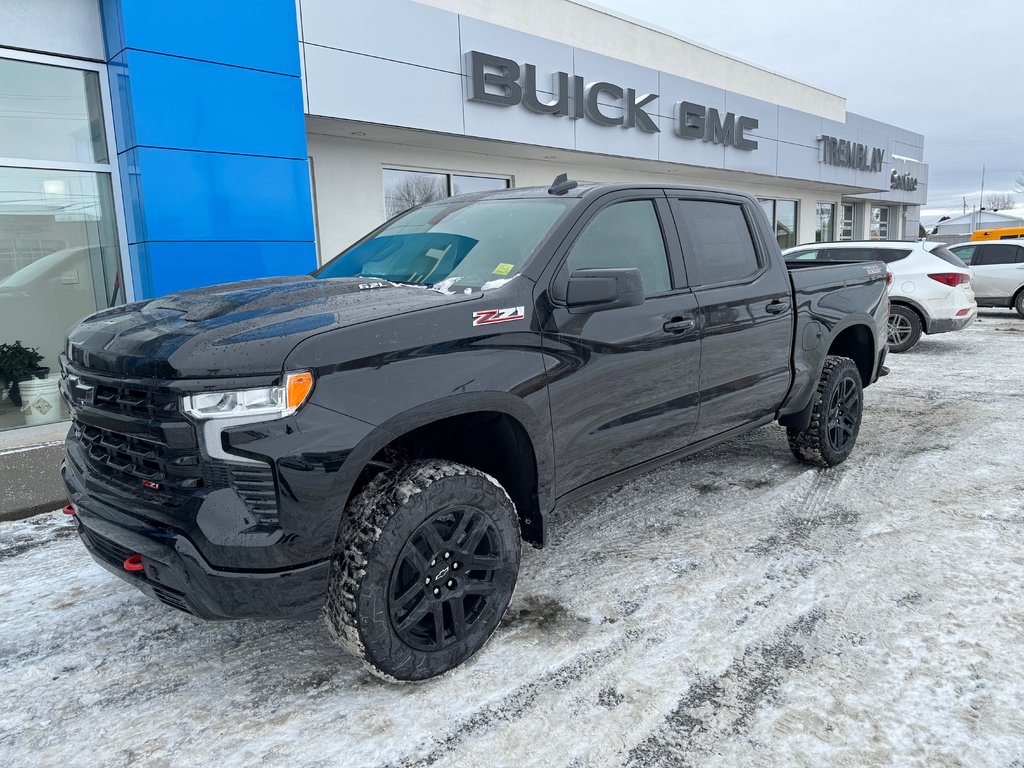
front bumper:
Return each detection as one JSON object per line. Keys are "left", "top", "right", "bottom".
{"left": 63, "top": 462, "right": 330, "bottom": 620}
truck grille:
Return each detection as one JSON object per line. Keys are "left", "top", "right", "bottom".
{"left": 81, "top": 527, "right": 134, "bottom": 568}
{"left": 64, "top": 363, "right": 278, "bottom": 523}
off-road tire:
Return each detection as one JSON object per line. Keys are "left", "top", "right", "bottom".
{"left": 887, "top": 304, "right": 923, "bottom": 353}
{"left": 323, "top": 459, "right": 521, "bottom": 682}
{"left": 787, "top": 355, "right": 863, "bottom": 467}
{"left": 1014, "top": 290, "right": 1024, "bottom": 319}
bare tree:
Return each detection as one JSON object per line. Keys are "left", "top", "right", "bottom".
{"left": 384, "top": 174, "right": 448, "bottom": 218}
{"left": 986, "top": 192, "right": 1015, "bottom": 211}
{"left": 1015, "top": 171, "right": 1024, "bottom": 194}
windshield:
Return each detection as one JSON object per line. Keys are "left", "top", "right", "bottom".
{"left": 315, "top": 198, "right": 571, "bottom": 290}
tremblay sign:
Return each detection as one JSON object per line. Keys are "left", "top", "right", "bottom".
{"left": 817, "top": 134, "right": 885, "bottom": 173}
{"left": 467, "top": 51, "right": 760, "bottom": 151}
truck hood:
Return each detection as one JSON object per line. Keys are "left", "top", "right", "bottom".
{"left": 66, "top": 276, "right": 469, "bottom": 379}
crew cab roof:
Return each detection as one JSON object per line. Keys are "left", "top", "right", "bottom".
{"left": 440, "top": 181, "right": 757, "bottom": 204}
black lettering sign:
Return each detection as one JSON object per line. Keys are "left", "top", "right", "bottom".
{"left": 466, "top": 50, "right": 761, "bottom": 150}
{"left": 818, "top": 134, "right": 885, "bottom": 172}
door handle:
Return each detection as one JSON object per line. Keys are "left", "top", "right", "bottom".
{"left": 663, "top": 317, "right": 695, "bottom": 334}
{"left": 766, "top": 299, "right": 791, "bottom": 315}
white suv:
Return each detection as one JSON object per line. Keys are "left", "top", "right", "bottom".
{"left": 948, "top": 240, "right": 1024, "bottom": 318}
{"left": 783, "top": 241, "right": 977, "bottom": 352}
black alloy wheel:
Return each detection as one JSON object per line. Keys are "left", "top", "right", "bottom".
{"left": 786, "top": 355, "right": 864, "bottom": 467}
{"left": 323, "top": 460, "right": 521, "bottom": 681}
{"left": 389, "top": 507, "right": 506, "bottom": 652}
{"left": 824, "top": 374, "right": 861, "bottom": 455}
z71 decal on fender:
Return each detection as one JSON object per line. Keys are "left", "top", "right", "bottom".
{"left": 472, "top": 306, "right": 526, "bottom": 327}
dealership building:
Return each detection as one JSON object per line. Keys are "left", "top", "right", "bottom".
{"left": 0, "top": 0, "right": 929, "bottom": 435}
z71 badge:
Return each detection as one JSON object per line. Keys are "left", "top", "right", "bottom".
{"left": 472, "top": 306, "right": 525, "bottom": 327}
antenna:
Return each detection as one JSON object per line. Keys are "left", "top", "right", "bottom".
{"left": 548, "top": 173, "right": 578, "bottom": 196}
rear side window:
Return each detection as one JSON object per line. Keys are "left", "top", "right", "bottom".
{"left": 950, "top": 244, "right": 976, "bottom": 264}
{"left": 928, "top": 244, "right": 972, "bottom": 267}
{"left": 785, "top": 249, "right": 820, "bottom": 261}
{"left": 823, "top": 247, "right": 875, "bottom": 262}
{"left": 676, "top": 201, "right": 761, "bottom": 285}
{"left": 875, "top": 248, "right": 912, "bottom": 264}
{"left": 565, "top": 200, "right": 671, "bottom": 293}
{"left": 976, "top": 243, "right": 1023, "bottom": 265}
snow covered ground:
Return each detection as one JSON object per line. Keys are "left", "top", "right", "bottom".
{"left": 2, "top": 310, "right": 1023, "bottom": 767}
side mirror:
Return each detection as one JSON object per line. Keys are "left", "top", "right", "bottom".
{"left": 565, "top": 267, "right": 645, "bottom": 314}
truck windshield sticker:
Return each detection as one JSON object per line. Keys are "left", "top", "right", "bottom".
{"left": 472, "top": 306, "right": 525, "bottom": 326}
{"left": 493, "top": 262, "right": 515, "bottom": 276}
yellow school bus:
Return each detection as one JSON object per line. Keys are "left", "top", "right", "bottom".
{"left": 970, "top": 226, "right": 1024, "bottom": 241}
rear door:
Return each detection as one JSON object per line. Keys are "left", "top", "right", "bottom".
{"left": 541, "top": 192, "right": 701, "bottom": 497}
{"left": 972, "top": 243, "right": 1024, "bottom": 300}
{"left": 668, "top": 195, "right": 794, "bottom": 442}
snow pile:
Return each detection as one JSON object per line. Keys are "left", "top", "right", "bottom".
{"left": 2, "top": 310, "right": 1023, "bottom": 767}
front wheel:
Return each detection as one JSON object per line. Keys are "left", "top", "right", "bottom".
{"left": 323, "top": 460, "right": 521, "bottom": 682}
{"left": 787, "top": 355, "right": 864, "bottom": 467}
{"left": 887, "top": 304, "right": 922, "bottom": 353}
{"left": 1014, "top": 291, "right": 1024, "bottom": 319}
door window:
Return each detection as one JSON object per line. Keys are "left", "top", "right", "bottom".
{"left": 977, "top": 244, "right": 1023, "bottom": 265}
{"left": 676, "top": 201, "right": 760, "bottom": 285}
{"left": 564, "top": 200, "right": 671, "bottom": 294}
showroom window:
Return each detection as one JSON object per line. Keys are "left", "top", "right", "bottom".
{"left": 383, "top": 168, "right": 511, "bottom": 218}
{"left": 758, "top": 198, "right": 799, "bottom": 250}
{"left": 0, "top": 53, "right": 125, "bottom": 432}
{"left": 840, "top": 204, "right": 855, "bottom": 240}
{"left": 870, "top": 205, "right": 890, "bottom": 240}
{"left": 815, "top": 203, "right": 836, "bottom": 242}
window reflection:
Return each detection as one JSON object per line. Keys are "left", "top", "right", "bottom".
{"left": 0, "top": 168, "right": 122, "bottom": 429}
{"left": 383, "top": 168, "right": 510, "bottom": 218}
{"left": 0, "top": 58, "right": 108, "bottom": 164}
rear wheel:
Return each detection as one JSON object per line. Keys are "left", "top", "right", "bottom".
{"left": 787, "top": 355, "right": 863, "bottom": 467}
{"left": 323, "top": 460, "right": 521, "bottom": 682}
{"left": 887, "top": 304, "right": 922, "bottom": 353}
{"left": 1014, "top": 291, "right": 1024, "bottom": 319}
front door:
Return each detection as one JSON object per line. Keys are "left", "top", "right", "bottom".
{"left": 541, "top": 194, "right": 701, "bottom": 498}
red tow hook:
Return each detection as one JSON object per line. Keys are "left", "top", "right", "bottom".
{"left": 123, "top": 554, "right": 145, "bottom": 572}
{"left": 62, "top": 504, "right": 77, "bottom": 516}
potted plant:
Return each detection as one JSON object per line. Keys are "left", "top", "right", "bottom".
{"left": 0, "top": 341, "right": 48, "bottom": 407}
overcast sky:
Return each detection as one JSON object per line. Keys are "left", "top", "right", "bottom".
{"left": 590, "top": 0, "right": 1024, "bottom": 223}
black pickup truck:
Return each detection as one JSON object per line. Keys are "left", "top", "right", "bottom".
{"left": 61, "top": 179, "right": 888, "bottom": 680}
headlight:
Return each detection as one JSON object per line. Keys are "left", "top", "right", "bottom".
{"left": 182, "top": 371, "right": 314, "bottom": 420}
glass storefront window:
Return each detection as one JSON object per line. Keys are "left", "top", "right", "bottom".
{"left": 383, "top": 168, "right": 510, "bottom": 218}
{"left": 815, "top": 203, "right": 836, "bottom": 242}
{"left": 758, "top": 197, "right": 798, "bottom": 250}
{"left": 0, "top": 58, "right": 108, "bottom": 165}
{"left": 870, "top": 205, "right": 890, "bottom": 240}
{"left": 0, "top": 56, "right": 122, "bottom": 431}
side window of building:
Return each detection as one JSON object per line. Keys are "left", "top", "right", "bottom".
{"left": 564, "top": 200, "right": 671, "bottom": 294}
{"left": 676, "top": 200, "right": 761, "bottom": 285}
{"left": 978, "top": 244, "right": 1019, "bottom": 265}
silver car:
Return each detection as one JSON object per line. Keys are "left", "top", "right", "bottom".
{"left": 949, "top": 240, "right": 1024, "bottom": 318}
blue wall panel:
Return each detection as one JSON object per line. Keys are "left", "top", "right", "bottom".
{"left": 126, "top": 149, "right": 314, "bottom": 243}
{"left": 115, "top": 50, "right": 308, "bottom": 158}
{"left": 144, "top": 242, "right": 318, "bottom": 295}
{"left": 103, "top": 0, "right": 301, "bottom": 75}
{"left": 100, "top": 0, "right": 316, "bottom": 299}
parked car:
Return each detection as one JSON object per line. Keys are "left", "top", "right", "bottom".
{"left": 948, "top": 240, "right": 1024, "bottom": 318}
{"left": 783, "top": 240, "right": 976, "bottom": 352}
{"left": 61, "top": 179, "right": 889, "bottom": 681}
